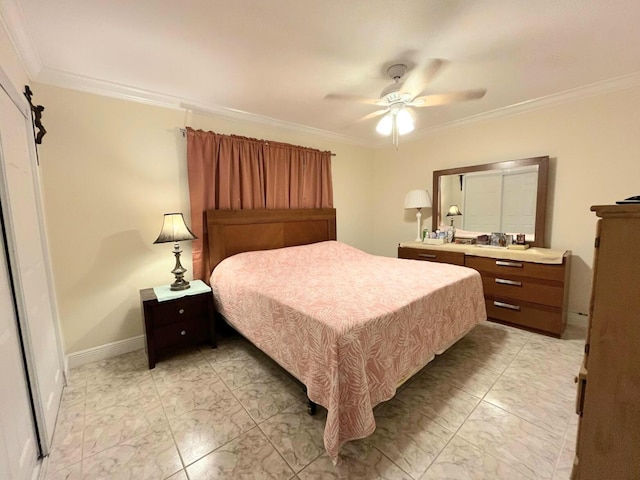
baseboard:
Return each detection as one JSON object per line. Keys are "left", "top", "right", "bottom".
{"left": 67, "top": 335, "right": 145, "bottom": 369}
{"left": 567, "top": 311, "right": 588, "bottom": 328}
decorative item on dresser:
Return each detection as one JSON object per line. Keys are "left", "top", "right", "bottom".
{"left": 572, "top": 204, "right": 640, "bottom": 480}
{"left": 139, "top": 279, "right": 216, "bottom": 368}
{"left": 398, "top": 241, "right": 571, "bottom": 337}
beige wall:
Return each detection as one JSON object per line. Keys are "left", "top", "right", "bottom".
{"left": 26, "top": 67, "right": 640, "bottom": 352}
{"left": 370, "top": 85, "right": 640, "bottom": 316}
{"left": 34, "top": 84, "right": 373, "bottom": 353}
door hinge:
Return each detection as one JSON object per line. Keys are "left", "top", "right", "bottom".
{"left": 594, "top": 237, "right": 600, "bottom": 248}
{"left": 585, "top": 343, "right": 590, "bottom": 355}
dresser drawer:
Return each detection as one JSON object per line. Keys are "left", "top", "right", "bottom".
{"left": 485, "top": 297, "right": 564, "bottom": 336}
{"left": 150, "top": 294, "right": 210, "bottom": 327}
{"left": 466, "top": 255, "right": 566, "bottom": 282}
{"left": 154, "top": 317, "right": 209, "bottom": 351}
{"left": 480, "top": 273, "right": 564, "bottom": 307}
{"left": 398, "top": 247, "right": 465, "bottom": 266}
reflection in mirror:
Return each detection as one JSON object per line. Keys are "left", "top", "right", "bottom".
{"left": 433, "top": 157, "right": 549, "bottom": 247}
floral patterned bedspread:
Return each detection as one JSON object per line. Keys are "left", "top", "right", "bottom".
{"left": 210, "top": 241, "right": 486, "bottom": 462}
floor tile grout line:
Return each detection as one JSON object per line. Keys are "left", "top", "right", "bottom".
{"left": 207, "top": 338, "right": 324, "bottom": 475}
{"left": 148, "top": 361, "right": 190, "bottom": 478}
{"left": 54, "top": 326, "right": 584, "bottom": 479}
{"left": 256, "top": 419, "right": 316, "bottom": 477}
{"left": 415, "top": 331, "right": 540, "bottom": 479}
{"left": 449, "top": 333, "right": 577, "bottom": 478}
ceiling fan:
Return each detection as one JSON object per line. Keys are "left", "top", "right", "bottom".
{"left": 327, "top": 60, "right": 486, "bottom": 147}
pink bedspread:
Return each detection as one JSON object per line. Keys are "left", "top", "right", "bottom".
{"left": 210, "top": 241, "right": 486, "bottom": 461}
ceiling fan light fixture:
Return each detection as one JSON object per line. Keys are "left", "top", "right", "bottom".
{"left": 376, "top": 113, "right": 393, "bottom": 136}
{"left": 396, "top": 108, "right": 414, "bottom": 135}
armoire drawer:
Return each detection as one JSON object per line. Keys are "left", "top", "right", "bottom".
{"left": 466, "top": 255, "right": 566, "bottom": 282}
{"left": 398, "top": 247, "right": 465, "bottom": 266}
{"left": 485, "top": 297, "right": 563, "bottom": 336}
{"left": 480, "top": 273, "right": 564, "bottom": 307}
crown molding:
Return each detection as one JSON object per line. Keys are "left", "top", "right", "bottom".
{"left": 35, "top": 67, "right": 370, "bottom": 147}
{"left": 386, "top": 70, "right": 640, "bottom": 148}
{"left": 30, "top": 63, "right": 640, "bottom": 151}
{"left": 180, "top": 101, "right": 369, "bottom": 147}
{"left": 0, "top": 0, "right": 42, "bottom": 79}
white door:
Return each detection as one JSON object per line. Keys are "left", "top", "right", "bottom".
{"left": 0, "top": 71, "right": 65, "bottom": 455}
{"left": 0, "top": 210, "right": 40, "bottom": 479}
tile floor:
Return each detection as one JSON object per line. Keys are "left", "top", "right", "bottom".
{"left": 44, "top": 321, "right": 585, "bottom": 480}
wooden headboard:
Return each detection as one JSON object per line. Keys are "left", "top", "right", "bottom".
{"left": 206, "top": 208, "right": 337, "bottom": 271}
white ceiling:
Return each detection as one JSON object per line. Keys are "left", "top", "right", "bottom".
{"left": 6, "top": 0, "right": 640, "bottom": 146}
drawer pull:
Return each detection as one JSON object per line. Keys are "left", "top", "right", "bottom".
{"left": 496, "top": 260, "right": 523, "bottom": 268}
{"left": 419, "top": 254, "right": 437, "bottom": 259}
{"left": 180, "top": 330, "right": 186, "bottom": 336}
{"left": 495, "top": 278, "right": 522, "bottom": 287}
{"left": 493, "top": 301, "right": 521, "bottom": 311}
{"left": 178, "top": 308, "right": 185, "bottom": 314}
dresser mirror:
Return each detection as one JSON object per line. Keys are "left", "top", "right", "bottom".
{"left": 432, "top": 156, "right": 549, "bottom": 247}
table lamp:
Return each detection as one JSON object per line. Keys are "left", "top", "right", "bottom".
{"left": 446, "top": 205, "right": 463, "bottom": 241}
{"left": 153, "top": 213, "right": 197, "bottom": 291}
{"left": 404, "top": 190, "right": 432, "bottom": 241}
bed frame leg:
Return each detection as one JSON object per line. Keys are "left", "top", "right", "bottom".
{"left": 307, "top": 399, "right": 317, "bottom": 416}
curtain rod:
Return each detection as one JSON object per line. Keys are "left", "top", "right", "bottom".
{"left": 179, "top": 128, "right": 336, "bottom": 156}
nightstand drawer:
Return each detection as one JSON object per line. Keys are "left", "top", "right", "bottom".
{"left": 398, "top": 247, "right": 465, "bottom": 266}
{"left": 154, "top": 317, "right": 209, "bottom": 351}
{"left": 150, "top": 294, "right": 210, "bottom": 327}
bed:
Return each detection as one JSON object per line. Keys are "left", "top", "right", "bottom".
{"left": 206, "top": 208, "right": 486, "bottom": 462}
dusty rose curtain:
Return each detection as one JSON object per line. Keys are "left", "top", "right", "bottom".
{"left": 186, "top": 127, "right": 333, "bottom": 280}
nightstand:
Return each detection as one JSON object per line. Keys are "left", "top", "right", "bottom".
{"left": 139, "top": 279, "right": 216, "bottom": 368}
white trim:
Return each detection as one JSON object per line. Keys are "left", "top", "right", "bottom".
{"left": 180, "top": 101, "right": 368, "bottom": 147}
{"left": 0, "top": 0, "right": 42, "bottom": 79}
{"left": 0, "top": 65, "right": 29, "bottom": 117}
{"left": 392, "top": 71, "right": 640, "bottom": 147}
{"left": 567, "top": 311, "right": 588, "bottom": 328}
{"left": 67, "top": 335, "right": 145, "bottom": 369}
{"left": 32, "top": 458, "right": 44, "bottom": 480}
{"left": 35, "top": 67, "right": 369, "bottom": 147}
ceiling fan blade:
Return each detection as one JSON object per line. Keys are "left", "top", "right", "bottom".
{"left": 324, "top": 93, "right": 379, "bottom": 105}
{"left": 402, "top": 59, "right": 446, "bottom": 96}
{"left": 410, "top": 89, "right": 486, "bottom": 107}
{"left": 356, "top": 109, "right": 388, "bottom": 123}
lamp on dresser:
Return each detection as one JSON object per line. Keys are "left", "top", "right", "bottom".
{"left": 153, "top": 212, "right": 197, "bottom": 291}
{"left": 446, "top": 204, "right": 462, "bottom": 241}
{"left": 404, "top": 189, "right": 431, "bottom": 241}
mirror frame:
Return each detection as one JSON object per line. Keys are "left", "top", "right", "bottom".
{"left": 432, "top": 156, "right": 549, "bottom": 248}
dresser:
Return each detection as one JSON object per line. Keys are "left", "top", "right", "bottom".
{"left": 398, "top": 242, "right": 570, "bottom": 337}
{"left": 572, "top": 205, "right": 640, "bottom": 479}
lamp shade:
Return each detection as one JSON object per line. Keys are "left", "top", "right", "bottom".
{"left": 376, "top": 113, "right": 393, "bottom": 136}
{"left": 404, "top": 190, "right": 431, "bottom": 209}
{"left": 153, "top": 213, "right": 197, "bottom": 244}
{"left": 446, "top": 205, "right": 462, "bottom": 216}
{"left": 396, "top": 108, "right": 414, "bottom": 135}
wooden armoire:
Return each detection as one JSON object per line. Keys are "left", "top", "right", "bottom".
{"left": 572, "top": 204, "right": 640, "bottom": 479}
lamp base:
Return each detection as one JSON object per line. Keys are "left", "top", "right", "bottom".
{"left": 170, "top": 279, "right": 191, "bottom": 291}
{"left": 169, "top": 242, "right": 190, "bottom": 291}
